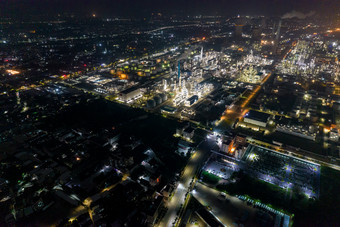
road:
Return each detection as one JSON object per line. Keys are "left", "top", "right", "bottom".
{"left": 219, "top": 72, "right": 273, "bottom": 126}
{"left": 193, "top": 182, "right": 266, "bottom": 227}
{"left": 160, "top": 141, "right": 214, "bottom": 226}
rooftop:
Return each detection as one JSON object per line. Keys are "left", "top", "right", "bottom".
{"left": 244, "top": 110, "right": 270, "bottom": 122}
{"left": 120, "top": 86, "right": 140, "bottom": 94}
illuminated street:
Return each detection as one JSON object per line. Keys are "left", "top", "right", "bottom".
{"left": 160, "top": 141, "right": 212, "bottom": 226}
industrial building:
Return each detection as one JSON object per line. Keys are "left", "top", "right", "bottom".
{"left": 160, "top": 105, "right": 177, "bottom": 114}
{"left": 185, "top": 95, "right": 199, "bottom": 107}
{"left": 118, "top": 87, "right": 143, "bottom": 103}
{"left": 243, "top": 110, "right": 271, "bottom": 128}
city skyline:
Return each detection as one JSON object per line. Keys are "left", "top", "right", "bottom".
{"left": 1, "top": 0, "right": 339, "bottom": 18}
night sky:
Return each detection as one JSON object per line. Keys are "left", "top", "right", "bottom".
{"left": 0, "top": 0, "right": 339, "bottom": 18}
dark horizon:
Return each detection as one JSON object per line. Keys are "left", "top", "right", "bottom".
{"left": 1, "top": 0, "right": 339, "bottom": 19}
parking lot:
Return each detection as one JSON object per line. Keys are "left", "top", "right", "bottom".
{"left": 193, "top": 183, "right": 276, "bottom": 227}
{"left": 203, "top": 158, "right": 239, "bottom": 180}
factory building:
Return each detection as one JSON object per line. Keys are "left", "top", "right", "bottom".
{"left": 243, "top": 110, "right": 271, "bottom": 128}
{"left": 183, "top": 126, "right": 195, "bottom": 140}
{"left": 118, "top": 87, "right": 143, "bottom": 103}
{"left": 221, "top": 139, "right": 233, "bottom": 153}
{"left": 160, "top": 105, "right": 177, "bottom": 114}
{"left": 185, "top": 95, "right": 199, "bottom": 107}
{"left": 329, "top": 128, "right": 339, "bottom": 142}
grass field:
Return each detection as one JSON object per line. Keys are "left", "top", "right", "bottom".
{"left": 201, "top": 170, "right": 221, "bottom": 185}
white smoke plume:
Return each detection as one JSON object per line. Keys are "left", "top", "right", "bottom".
{"left": 282, "top": 10, "right": 315, "bottom": 19}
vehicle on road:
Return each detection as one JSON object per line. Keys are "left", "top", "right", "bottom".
{"left": 217, "top": 192, "right": 227, "bottom": 200}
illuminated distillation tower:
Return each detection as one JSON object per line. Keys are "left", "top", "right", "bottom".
{"left": 178, "top": 61, "right": 181, "bottom": 88}
{"left": 181, "top": 79, "right": 188, "bottom": 97}
{"left": 200, "top": 47, "right": 204, "bottom": 61}
{"left": 163, "top": 79, "right": 167, "bottom": 90}
{"left": 247, "top": 50, "right": 254, "bottom": 63}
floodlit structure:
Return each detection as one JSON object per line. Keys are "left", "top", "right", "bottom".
{"left": 118, "top": 87, "right": 143, "bottom": 103}
{"left": 243, "top": 110, "right": 271, "bottom": 128}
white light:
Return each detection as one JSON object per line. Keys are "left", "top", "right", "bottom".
{"left": 249, "top": 153, "right": 258, "bottom": 161}
{"left": 217, "top": 138, "right": 222, "bottom": 145}
{"left": 285, "top": 165, "right": 292, "bottom": 172}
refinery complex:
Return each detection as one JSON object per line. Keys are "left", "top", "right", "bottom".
{"left": 1, "top": 3, "right": 340, "bottom": 226}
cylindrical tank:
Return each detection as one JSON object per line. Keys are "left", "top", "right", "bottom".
{"left": 154, "top": 95, "right": 162, "bottom": 105}
{"left": 147, "top": 99, "right": 156, "bottom": 108}
{"left": 160, "top": 93, "right": 168, "bottom": 101}
{"left": 308, "top": 125, "right": 315, "bottom": 133}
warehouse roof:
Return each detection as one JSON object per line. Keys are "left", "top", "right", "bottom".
{"left": 244, "top": 110, "right": 270, "bottom": 123}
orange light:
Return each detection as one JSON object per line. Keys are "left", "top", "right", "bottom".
{"left": 76, "top": 157, "right": 81, "bottom": 161}
{"left": 323, "top": 127, "right": 330, "bottom": 133}
{"left": 120, "top": 74, "right": 128, "bottom": 80}
{"left": 241, "top": 109, "right": 249, "bottom": 116}
{"left": 6, "top": 69, "right": 20, "bottom": 75}
{"left": 230, "top": 147, "right": 236, "bottom": 153}
{"left": 226, "top": 109, "right": 232, "bottom": 113}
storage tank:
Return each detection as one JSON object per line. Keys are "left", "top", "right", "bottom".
{"left": 147, "top": 99, "right": 156, "bottom": 108}
{"left": 154, "top": 95, "right": 162, "bottom": 105}
{"left": 160, "top": 93, "right": 168, "bottom": 101}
